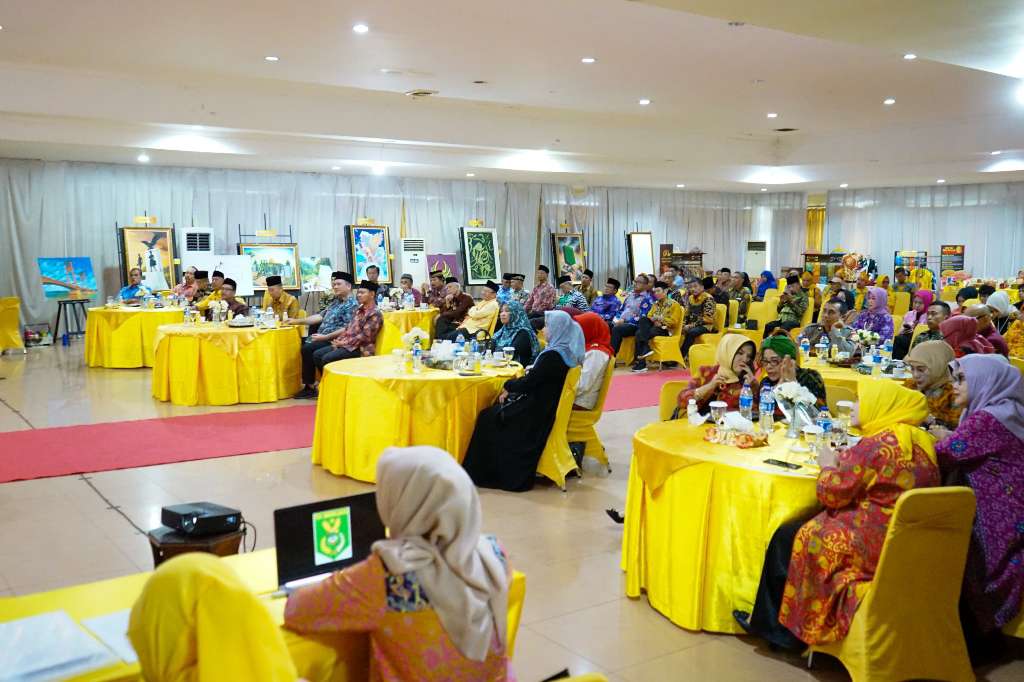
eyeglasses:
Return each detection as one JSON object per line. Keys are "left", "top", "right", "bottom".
{"left": 762, "top": 355, "right": 783, "bottom": 367}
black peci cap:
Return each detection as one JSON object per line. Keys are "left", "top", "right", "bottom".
{"left": 358, "top": 280, "right": 379, "bottom": 292}
{"left": 194, "top": 270, "right": 209, "bottom": 279}
{"left": 484, "top": 280, "right": 500, "bottom": 292}
{"left": 583, "top": 269, "right": 594, "bottom": 278}
{"left": 212, "top": 270, "right": 224, "bottom": 279}
{"left": 537, "top": 265, "right": 550, "bottom": 274}
{"left": 445, "top": 276, "right": 459, "bottom": 285}
{"left": 332, "top": 271, "right": 354, "bottom": 284}
{"left": 557, "top": 275, "right": 572, "bottom": 285}
{"left": 222, "top": 278, "right": 237, "bottom": 289}
{"left": 607, "top": 277, "right": 621, "bottom": 289}
{"left": 265, "top": 275, "right": 282, "bottom": 287}
{"left": 700, "top": 276, "right": 715, "bottom": 289}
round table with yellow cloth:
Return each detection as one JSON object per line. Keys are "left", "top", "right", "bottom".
{"left": 375, "top": 307, "right": 440, "bottom": 355}
{"left": 622, "top": 419, "right": 820, "bottom": 634}
{"left": 151, "top": 323, "right": 302, "bottom": 406}
{"left": 311, "top": 355, "right": 522, "bottom": 482}
{"left": 85, "top": 306, "right": 184, "bottom": 368}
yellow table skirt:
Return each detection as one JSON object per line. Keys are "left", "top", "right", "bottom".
{"left": 151, "top": 324, "right": 302, "bottom": 406}
{"left": 0, "top": 296, "right": 23, "bottom": 351}
{"left": 622, "top": 420, "right": 819, "bottom": 633}
{"left": 311, "top": 356, "right": 521, "bottom": 482}
{"left": 85, "top": 307, "right": 183, "bottom": 368}
{"left": 376, "top": 308, "right": 439, "bottom": 355}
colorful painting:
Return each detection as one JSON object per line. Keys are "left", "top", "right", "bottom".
{"left": 120, "top": 227, "right": 175, "bottom": 291}
{"left": 37, "top": 257, "right": 98, "bottom": 299}
{"left": 552, "top": 232, "right": 586, "bottom": 283}
{"left": 346, "top": 226, "right": 392, "bottom": 283}
{"left": 426, "top": 253, "right": 462, "bottom": 283}
{"left": 238, "top": 243, "right": 301, "bottom": 290}
{"left": 460, "top": 227, "right": 501, "bottom": 285}
{"left": 300, "top": 256, "right": 334, "bottom": 292}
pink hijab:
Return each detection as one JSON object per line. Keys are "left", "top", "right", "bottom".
{"left": 941, "top": 315, "right": 994, "bottom": 357}
{"left": 904, "top": 289, "right": 935, "bottom": 328}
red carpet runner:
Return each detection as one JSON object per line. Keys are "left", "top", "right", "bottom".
{"left": 603, "top": 368, "right": 690, "bottom": 412}
{"left": 0, "top": 405, "right": 316, "bottom": 483}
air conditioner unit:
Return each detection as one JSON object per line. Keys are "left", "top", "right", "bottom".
{"left": 400, "top": 237, "right": 428, "bottom": 285}
{"left": 182, "top": 228, "right": 214, "bottom": 256}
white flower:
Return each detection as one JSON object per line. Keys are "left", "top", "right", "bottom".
{"left": 774, "top": 381, "right": 817, "bottom": 406}
{"left": 401, "top": 326, "right": 429, "bottom": 347}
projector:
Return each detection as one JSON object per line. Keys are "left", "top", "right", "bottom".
{"left": 161, "top": 502, "right": 242, "bottom": 537}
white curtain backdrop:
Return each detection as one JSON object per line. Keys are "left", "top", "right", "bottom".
{"left": 0, "top": 158, "right": 806, "bottom": 322}
{"left": 825, "top": 183, "right": 1024, "bottom": 279}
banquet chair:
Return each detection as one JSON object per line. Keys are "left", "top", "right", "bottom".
{"left": 649, "top": 314, "right": 685, "bottom": 368}
{"left": 825, "top": 384, "right": 858, "bottom": 415}
{"left": 688, "top": 343, "right": 716, "bottom": 376}
{"left": 487, "top": 310, "right": 499, "bottom": 336}
{"left": 536, "top": 365, "right": 582, "bottom": 491}
{"left": 566, "top": 360, "right": 616, "bottom": 468}
{"left": 909, "top": 324, "right": 928, "bottom": 346}
{"left": 961, "top": 297, "right": 980, "bottom": 309}
{"left": 890, "top": 291, "right": 911, "bottom": 317}
{"left": 615, "top": 336, "right": 636, "bottom": 366}
{"left": 808, "top": 487, "right": 976, "bottom": 682}
{"left": 727, "top": 299, "right": 739, "bottom": 327}
{"left": 506, "top": 570, "right": 526, "bottom": 657}
{"left": 658, "top": 380, "right": 689, "bottom": 421}
{"left": 695, "top": 304, "right": 727, "bottom": 347}
{"left": 745, "top": 301, "right": 776, "bottom": 345}
{"left": 799, "top": 295, "right": 815, "bottom": 328}
{"left": 941, "top": 285, "right": 960, "bottom": 302}
{"left": 1009, "top": 356, "right": 1024, "bottom": 378}
{"left": 0, "top": 296, "right": 24, "bottom": 353}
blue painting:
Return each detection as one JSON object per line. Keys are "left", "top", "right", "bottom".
{"left": 37, "top": 257, "right": 98, "bottom": 299}
{"left": 347, "top": 225, "right": 392, "bottom": 283}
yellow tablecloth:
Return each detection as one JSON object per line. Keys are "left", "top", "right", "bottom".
{"left": 85, "top": 307, "right": 184, "bottom": 368}
{"left": 151, "top": 323, "right": 302, "bottom": 406}
{"left": 312, "top": 355, "right": 522, "bottom": 482}
{"left": 375, "top": 308, "right": 440, "bottom": 355}
{"left": 0, "top": 296, "right": 23, "bottom": 351}
{"left": 622, "top": 419, "right": 820, "bottom": 633}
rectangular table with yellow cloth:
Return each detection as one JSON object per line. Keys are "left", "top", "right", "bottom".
{"left": 311, "top": 355, "right": 522, "bottom": 482}
{"left": 0, "top": 549, "right": 526, "bottom": 682}
{"left": 0, "top": 296, "right": 24, "bottom": 352}
{"left": 85, "top": 307, "right": 184, "bottom": 368}
{"left": 622, "top": 419, "right": 820, "bottom": 633}
{"left": 375, "top": 307, "right": 440, "bottom": 355}
{"left": 151, "top": 323, "right": 302, "bottom": 406}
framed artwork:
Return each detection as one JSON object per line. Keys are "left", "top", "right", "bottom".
{"left": 37, "top": 257, "right": 98, "bottom": 299}
{"left": 460, "top": 227, "right": 501, "bottom": 285}
{"left": 626, "top": 232, "right": 655, "bottom": 279}
{"left": 300, "top": 257, "right": 334, "bottom": 292}
{"left": 426, "top": 253, "right": 462, "bottom": 283}
{"left": 346, "top": 225, "right": 393, "bottom": 283}
{"left": 551, "top": 232, "right": 586, "bottom": 283}
{"left": 120, "top": 227, "right": 176, "bottom": 291}
{"left": 238, "top": 243, "right": 301, "bottom": 290}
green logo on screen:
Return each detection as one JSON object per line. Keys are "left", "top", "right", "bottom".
{"left": 312, "top": 506, "right": 353, "bottom": 566}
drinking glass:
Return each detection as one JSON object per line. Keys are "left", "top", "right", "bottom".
{"left": 709, "top": 401, "right": 727, "bottom": 427}
{"left": 836, "top": 400, "right": 853, "bottom": 434}
{"left": 802, "top": 424, "right": 823, "bottom": 464}
{"left": 502, "top": 346, "right": 516, "bottom": 367}
{"left": 392, "top": 349, "right": 404, "bottom": 372}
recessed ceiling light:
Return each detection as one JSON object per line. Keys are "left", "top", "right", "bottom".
{"left": 839, "top": 183, "right": 849, "bottom": 188}
{"left": 331, "top": 165, "right": 340, "bottom": 170}
{"left": 766, "top": 112, "right": 778, "bottom": 119}
{"left": 883, "top": 97, "right": 896, "bottom": 105}
{"left": 903, "top": 53, "right": 917, "bottom": 60}
{"left": 760, "top": 187, "right": 767, "bottom": 192}
{"left": 581, "top": 57, "right": 596, "bottom": 64}
{"left": 379, "top": 68, "right": 403, "bottom": 75}
{"left": 638, "top": 98, "right": 651, "bottom": 106}
{"left": 936, "top": 178, "right": 946, "bottom": 184}
{"left": 465, "top": 172, "right": 475, "bottom": 177}
{"left": 352, "top": 23, "right": 369, "bottom": 34}
{"left": 991, "top": 150, "right": 1002, "bottom": 155}
{"left": 264, "top": 55, "right": 279, "bottom": 62}
{"left": 676, "top": 183, "right": 686, "bottom": 188}
{"left": 137, "top": 153, "right": 150, "bottom": 163}
{"left": 371, "top": 163, "right": 387, "bottom": 176}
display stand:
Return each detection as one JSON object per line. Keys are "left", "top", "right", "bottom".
{"left": 54, "top": 299, "right": 89, "bottom": 339}
{"left": 803, "top": 252, "right": 845, "bottom": 283}
{"left": 671, "top": 251, "right": 705, "bottom": 280}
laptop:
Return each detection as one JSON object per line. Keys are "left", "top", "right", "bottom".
{"left": 273, "top": 492, "right": 386, "bottom": 594}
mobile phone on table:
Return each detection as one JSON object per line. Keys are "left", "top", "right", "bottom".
{"left": 763, "top": 458, "right": 801, "bottom": 470}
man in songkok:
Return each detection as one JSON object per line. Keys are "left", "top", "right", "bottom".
{"left": 508, "top": 273, "right": 530, "bottom": 305}
{"left": 366, "top": 264, "right": 390, "bottom": 300}
{"left": 261, "top": 275, "right": 301, "bottom": 320}
{"left": 118, "top": 267, "right": 152, "bottom": 303}
{"left": 579, "top": 269, "right": 599, "bottom": 305}
{"left": 422, "top": 270, "right": 447, "bottom": 308}
{"left": 192, "top": 270, "right": 210, "bottom": 298}
{"left": 497, "top": 273, "right": 514, "bottom": 305}
{"left": 525, "top": 265, "right": 557, "bottom": 327}
{"left": 764, "top": 274, "right": 809, "bottom": 335}
{"left": 218, "top": 278, "right": 250, "bottom": 318}
{"left": 556, "top": 275, "right": 590, "bottom": 312}
{"left": 591, "top": 278, "right": 622, "bottom": 322}
{"left": 442, "top": 280, "right": 500, "bottom": 341}
{"left": 195, "top": 270, "right": 225, "bottom": 314}
{"left": 434, "top": 277, "right": 474, "bottom": 339}
{"left": 294, "top": 272, "right": 358, "bottom": 398}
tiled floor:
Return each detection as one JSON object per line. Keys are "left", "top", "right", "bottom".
{"left": 2, "top": 344, "right": 1022, "bottom": 680}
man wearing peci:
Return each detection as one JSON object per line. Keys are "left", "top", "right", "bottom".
{"left": 315, "top": 280, "right": 385, "bottom": 366}
{"left": 579, "top": 269, "right": 599, "bottom": 305}
{"left": 218, "top": 279, "right": 250, "bottom": 318}
{"left": 422, "top": 270, "right": 447, "bottom": 308}
{"left": 508, "top": 273, "right": 530, "bottom": 305}
{"left": 590, "top": 278, "right": 622, "bottom": 323}
{"left": 261, "top": 275, "right": 302, "bottom": 319}
{"left": 293, "top": 272, "right": 358, "bottom": 398}
{"left": 194, "top": 270, "right": 225, "bottom": 314}
{"left": 441, "top": 280, "right": 500, "bottom": 341}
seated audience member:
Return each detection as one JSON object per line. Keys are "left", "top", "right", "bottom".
{"left": 194, "top": 270, "right": 225, "bottom": 314}
{"left": 261, "top": 275, "right": 301, "bottom": 319}
{"left": 941, "top": 315, "right": 995, "bottom": 357}
{"left": 679, "top": 276, "right": 718, "bottom": 361}
{"left": 462, "top": 310, "right": 583, "bottom": 492}
{"left": 118, "top": 267, "right": 152, "bottom": 303}
{"left": 508, "top": 273, "right": 530, "bottom": 305}
{"left": 891, "top": 289, "right": 934, "bottom": 359}
{"left": 763, "top": 275, "right": 808, "bottom": 336}
{"left": 891, "top": 267, "right": 918, "bottom": 294}
{"left": 443, "top": 280, "right": 500, "bottom": 341}
{"left": 422, "top": 270, "right": 447, "bottom": 308}
{"left": 216, "top": 279, "right": 249, "bottom": 319}
{"left": 737, "top": 381, "right": 939, "bottom": 650}
{"left": 708, "top": 275, "right": 730, "bottom": 307}
{"left": 928, "top": 355, "right": 1024, "bottom": 647}
{"left": 985, "top": 290, "right": 1015, "bottom": 335}
{"left": 849, "top": 286, "right": 895, "bottom": 342}
{"left": 727, "top": 271, "right": 753, "bottom": 325}
{"left": 590, "top": 278, "right": 622, "bottom": 323}
{"left": 672, "top": 334, "right": 757, "bottom": 418}
{"left": 978, "top": 283, "right": 996, "bottom": 305}
{"left": 495, "top": 273, "right": 513, "bottom": 305}
{"left": 824, "top": 276, "right": 855, "bottom": 311}
{"left": 434, "top": 278, "right": 474, "bottom": 339}
{"left": 1016, "top": 281, "right": 1024, "bottom": 314}
{"left": 852, "top": 271, "right": 871, "bottom": 311}
{"left": 609, "top": 275, "right": 653, "bottom": 355}
{"left": 192, "top": 270, "right": 210, "bottom": 299}
{"left": 875, "top": 274, "right": 890, "bottom": 291}
{"left": 965, "top": 304, "right": 1008, "bottom": 356}
{"left": 524, "top": 265, "right": 557, "bottom": 322}
{"left": 172, "top": 266, "right": 198, "bottom": 301}
{"left": 293, "top": 272, "right": 357, "bottom": 398}
{"left": 555, "top": 275, "right": 590, "bottom": 312}
{"left": 754, "top": 270, "right": 777, "bottom": 301}
{"left": 631, "top": 281, "right": 682, "bottom": 373}
{"left": 395, "top": 273, "right": 423, "bottom": 306}
{"left": 312, "top": 281, "right": 384, "bottom": 371}
{"left": 574, "top": 312, "right": 614, "bottom": 410}
{"left": 800, "top": 300, "right": 856, "bottom": 354}
{"left": 909, "top": 300, "right": 950, "bottom": 351}
{"left": 490, "top": 301, "right": 539, "bottom": 367}
{"left": 365, "top": 264, "right": 389, "bottom": 300}
{"left": 800, "top": 271, "right": 822, "bottom": 320}
{"left": 579, "top": 269, "right": 599, "bottom": 305}
{"left": 1004, "top": 313, "right": 1024, "bottom": 357}
{"left": 954, "top": 285, "right": 979, "bottom": 314}
{"left": 904, "top": 340, "right": 961, "bottom": 429}
{"left": 757, "top": 333, "right": 826, "bottom": 407}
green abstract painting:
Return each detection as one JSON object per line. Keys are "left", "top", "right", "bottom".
{"left": 461, "top": 227, "right": 501, "bottom": 284}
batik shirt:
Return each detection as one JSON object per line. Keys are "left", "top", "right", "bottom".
{"left": 118, "top": 283, "right": 151, "bottom": 300}
{"left": 424, "top": 285, "right": 447, "bottom": 309}
{"left": 910, "top": 328, "right": 944, "bottom": 351}
{"left": 590, "top": 294, "right": 622, "bottom": 322}
{"left": 618, "top": 291, "right": 653, "bottom": 324}
{"left": 509, "top": 288, "right": 530, "bottom": 306}
{"left": 496, "top": 286, "right": 513, "bottom": 305}
{"left": 320, "top": 297, "right": 358, "bottom": 335}
{"left": 334, "top": 304, "right": 384, "bottom": 355}
{"left": 524, "top": 282, "right": 557, "bottom": 314}
{"left": 777, "top": 290, "right": 809, "bottom": 325}
{"left": 556, "top": 290, "right": 590, "bottom": 311}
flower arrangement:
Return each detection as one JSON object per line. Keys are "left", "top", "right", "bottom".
{"left": 401, "top": 327, "right": 429, "bottom": 348}
{"left": 852, "top": 329, "right": 880, "bottom": 347}
{"left": 773, "top": 381, "right": 817, "bottom": 407}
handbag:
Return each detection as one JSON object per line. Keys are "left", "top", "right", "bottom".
{"left": 496, "top": 392, "right": 529, "bottom": 424}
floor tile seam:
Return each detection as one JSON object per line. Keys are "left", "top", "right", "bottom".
{"left": 607, "top": 637, "right": 720, "bottom": 674}
{"left": 514, "top": 624, "right": 614, "bottom": 675}
{"left": 519, "top": 593, "right": 624, "bottom": 627}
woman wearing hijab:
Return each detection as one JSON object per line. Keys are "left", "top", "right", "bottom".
{"left": 755, "top": 270, "right": 777, "bottom": 301}
{"left": 573, "top": 312, "right": 613, "bottom": 410}
{"left": 490, "top": 301, "right": 539, "bottom": 366}
{"left": 672, "top": 334, "right": 758, "bottom": 418}
{"left": 929, "top": 355, "right": 1024, "bottom": 640}
{"left": 955, "top": 285, "right": 979, "bottom": 314}
{"left": 463, "top": 310, "right": 584, "bottom": 491}
{"left": 941, "top": 315, "right": 995, "bottom": 357}
{"left": 904, "top": 340, "right": 962, "bottom": 428}
{"left": 892, "top": 289, "right": 935, "bottom": 359}
{"left": 985, "top": 289, "right": 1016, "bottom": 335}
{"left": 736, "top": 381, "right": 940, "bottom": 649}
{"left": 850, "top": 286, "right": 895, "bottom": 342}
{"left": 757, "top": 333, "right": 827, "bottom": 407}
{"left": 287, "top": 447, "right": 512, "bottom": 680}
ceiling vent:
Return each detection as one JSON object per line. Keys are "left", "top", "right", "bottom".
{"left": 404, "top": 89, "right": 438, "bottom": 98}
{"left": 773, "top": 127, "right": 799, "bottom": 133}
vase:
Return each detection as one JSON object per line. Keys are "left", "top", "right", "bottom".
{"left": 785, "top": 409, "right": 802, "bottom": 439}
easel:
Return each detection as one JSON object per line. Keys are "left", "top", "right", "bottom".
{"left": 238, "top": 215, "right": 296, "bottom": 306}
{"left": 54, "top": 299, "right": 89, "bottom": 339}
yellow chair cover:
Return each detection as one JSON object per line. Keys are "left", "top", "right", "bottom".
{"left": 614, "top": 336, "right": 636, "bottom": 366}
{"left": 536, "top": 366, "right": 582, "bottom": 489}
{"left": 799, "top": 294, "right": 815, "bottom": 328}
{"left": 0, "top": 296, "right": 23, "bottom": 351}
{"left": 566, "top": 360, "right": 616, "bottom": 466}
{"left": 695, "top": 304, "right": 727, "bottom": 347}
{"left": 825, "top": 383, "right": 857, "bottom": 415}
{"left": 961, "top": 297, "right": 980, "bottom": 308}
{"left": 890, "top": 291, "right": 911, "bottom": 317}
{"left": 687, "top": 343, "right": 716, "bottom": 375}
{"left": 809, "top": 487, "right": 976, "bottom": 682}
{"left": 1010, "top": 356, "right": 1024, "bottom": 378}
{"left": 941, "top": 285, "right": 960, "bottom": 303}
{"left": 649, "top": 314, "right": 685, "bottom": 366}
{"left": 375, "top": 308, "right": 439, "bottom": 355}
{"left": 727, "top": 299, "right": 739, "bottom": 327}
{"left": 85, "top": 307, "right": 184, "bottom": 368}
{"left": 658, "top": 380, "right": 688, "bottom": 421}
{"left": 745, "top": 301, "right": 776, "bottom": 346}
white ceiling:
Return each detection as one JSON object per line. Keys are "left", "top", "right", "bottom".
{"left": 1, "top": 0, "right": 1024, "bottom": 190}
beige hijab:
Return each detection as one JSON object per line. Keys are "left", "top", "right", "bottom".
{"left": 714, "top": 333, "right": 756, "bottom": 383}
{"left": 372, "top": 446, "right": 508, "bottom": 662}
{"left": 905, "top": 340, "right": 955, "bottom": 394}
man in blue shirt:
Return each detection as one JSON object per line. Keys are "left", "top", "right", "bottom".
{"left": 118, "top": 267, "right": 151, "bottom": 303}
{"left": 496, "top": 273, "right": 514, "bottom": 305}
{"left": 293, "top": 271, "right": 357, "bottom": 396}
{"left": 610, "top": 274, "right": 654, "bottom": 356}
{"left": 591, "top": 278, "right": 622, "bottom": 323}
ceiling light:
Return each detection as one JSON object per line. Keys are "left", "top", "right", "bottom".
{"left": 331, "top": 165, "right": 340, "bottom": 170}
{"left": 936, "top": 178, "right": 946, "bottom": 184}
{"left": 371, "top": 163, "right": 387, "bottom": 176}
{"left": 465, "top": 172, "right": 475, "bottom": 177}
{"left": 676, "top": 184, "right": 686, "bottom": 188}
{"left": 883, "top": 97, "right": 896, "bottom": 105}
{"left": 983, "top": 158, "right": 1024, "bottom": 172}
{"left": 136, "top": 153, "right": 150, "bottom": 163}
{"left": 638, "top": 98, "right": 651, "bottom": 106}
{"left": 760, "top": 187, "right": 767, "bottom": 192}
{"left": 839, "top": 183, "right": 849, "bottom": 188}
{"left": 744, "top": 167, "right": 806, "bottom": 185}
{"left": 766, "top": 112, "right": 778, "bottom": 119}
{"left": 264, "top": 55, "right": 279, "bottom": 62}
{"left": 991, "top": 150, "right": 1002, "bottom": 155}
{"left": 581, "top": 57, "right": 596, "bottom": 64}
{"left": 903, "top": 53, "right": 917, "bottom": 60}
{"left": 352, "top": 23, "right": 369, "bottom": 34}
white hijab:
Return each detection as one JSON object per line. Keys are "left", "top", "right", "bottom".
{"left": 372, "top": 447, "right": 508, "bottom": 662}
{"left": 987, "top": 290, "right": 1012, "bottom": 317}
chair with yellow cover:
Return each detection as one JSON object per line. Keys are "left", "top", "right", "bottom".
{"left": 825, "top": 383, "right": 858, "bottom": 414}
{"left": 506, "top": 571, "right": 526, "bottom": 657}
{"left": 1009, "top": 356, "right": 1024, "bottom": 378}
{"left": 649, "top": 313, "right": 685, "bottom": 368}
{"left": 799, "top": 294, "right": 815, "bottom": 328}
{"left": 727, "top": 299, "right": 739, "bottom": 327}
{"left": 615, "top": 336, "right": 635, "bottom": 366}
{"left": 941, "top": 285, "right": 960, "bottom": 303}
{"left": 961, "top": 297, "right": 980, "bottom": 309}
{"left": 536, "top": 366, "right": 582, "bottom": 490}
{"left": 566, "top": 360, "right": 615, "bottom": 468}
{"left": 1003, "top": 596, "right": 1024, "bottom": 639}
{"left": 695, "top": 303, "right": 727, "bottom": 347}
{"left": 656, "top": 343, "right": 715, "bottom": 420}
{"left": 890, "top": 291, "right": 911, "bottom": 317}
{"left": 0, "top": 296, "right": 24, "bottom": 353}
{"left": 808, "top": 487, "right": 977, "bottom": 682}
{"left": 746, "top": 301, "right": 776, "bottom": 345}
{"left": 910, "top": 324, "right": 928, "bottom": 346}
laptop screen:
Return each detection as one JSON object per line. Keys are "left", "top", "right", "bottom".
{"left": 274, "top": 492, "right": 386, "bottom": 586}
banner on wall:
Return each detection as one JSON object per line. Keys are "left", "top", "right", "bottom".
{"left": 940, "top": 245, "right": 965, "bottom": 274}
{"left": 894, "top": 250, "right": 927, "bottom": 271}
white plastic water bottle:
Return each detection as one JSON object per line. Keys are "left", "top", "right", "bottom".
{"left": 412, "top": 339, "right": 423, "bottom": 373}
{"left": 816, "top": 407, "right": 833, "bottom": 438}
{"left": 687, "top": 399, "right": 698, "bottom": 420}
{"left": 799, "top": 336, "right": 811, "bottom": 362}
{"left": 759, "top": 385, "right": 775, "bottom": 432}
{"left": 739, "top": 380, "right": 754, "bottom": 421}
{"left": 883, "top": 337, "right": 893, "bottom": 359}
{"left": 871, "top": 344, "right": 881, "bottom": 364}
{"left": 455, "top": 333, "right": 465, "bottom": 353}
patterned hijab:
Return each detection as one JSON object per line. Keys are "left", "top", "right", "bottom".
{"left": 856, "top": 380, "right": 936, "bottom": 464}
{"left": 954, "top": 354, "right": 1024, "bottom": 442}
{"left": 905, "top": 340, "right": 954, "bottom": 393}
{"left": 492, "top": 301, "right": 539, "bottom": 357}
{"left": 575, "top": 311, "right": 614, "bottom": 357}
{"left": 539, "top": 310, "right": 585, "bottom": 367}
